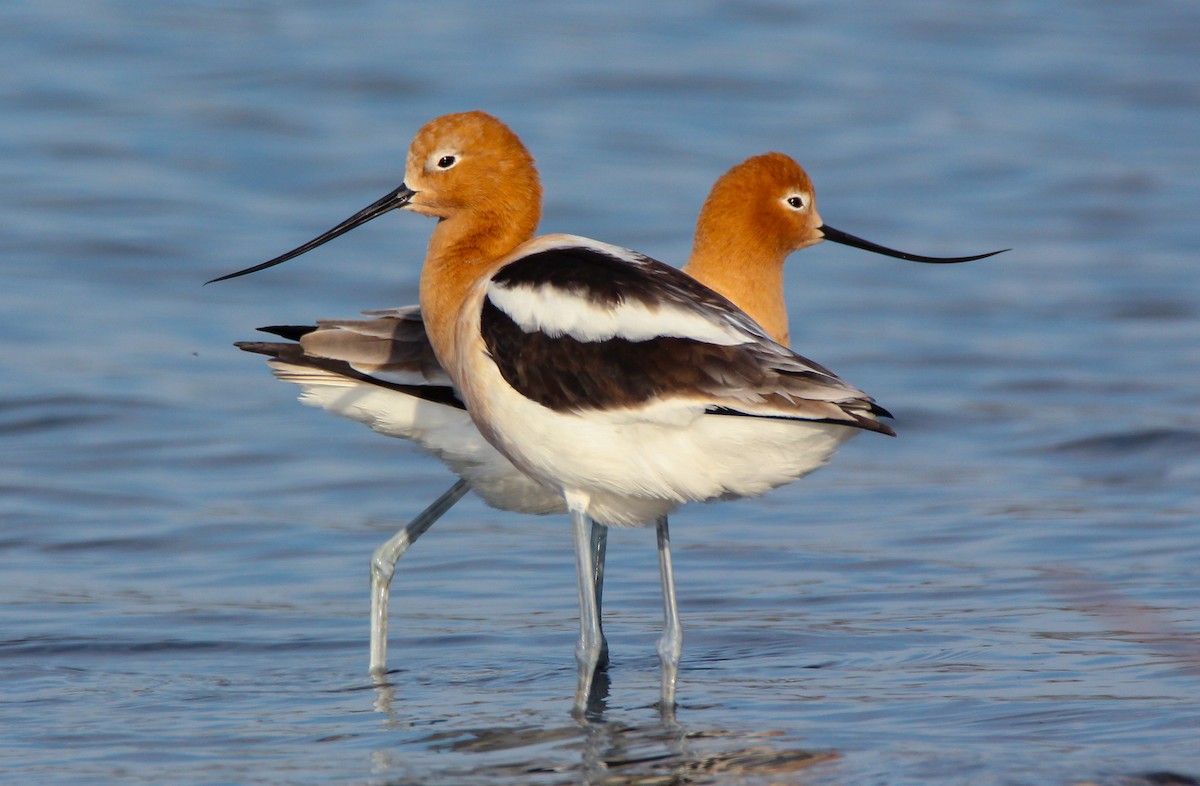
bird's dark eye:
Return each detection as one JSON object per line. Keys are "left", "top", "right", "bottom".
{"left": 437, "top": 155, "right": 456, "bottom": 169}
{"left": 787, "top": 196, "right": 804, "bottom": 209}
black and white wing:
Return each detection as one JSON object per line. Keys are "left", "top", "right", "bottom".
{"left": 236, "top": 305, "right": 462, "bottom": 408}
{"left": 480, "top": 235, "right": 893, "bottom": 435}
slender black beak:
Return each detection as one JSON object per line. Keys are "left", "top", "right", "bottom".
{"left": 206, "top": 183, "right": 417, "bottom": 284}
{"left": 819, "top": 224, "right": 1007, "bottom": 264}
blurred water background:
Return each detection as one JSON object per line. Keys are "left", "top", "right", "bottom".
{"left": 2, "top": 1, "right": 1198, "bottom": 784}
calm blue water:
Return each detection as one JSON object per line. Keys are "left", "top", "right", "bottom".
{"left": 3, "top": 1, "right": 1198, "bottom": 784}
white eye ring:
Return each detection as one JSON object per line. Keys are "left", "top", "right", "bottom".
{"left": 435, "top": 155, "right": 457, "bottom": 169}
{"left": 785, "top": 195, "right": 805, "bottom": 210}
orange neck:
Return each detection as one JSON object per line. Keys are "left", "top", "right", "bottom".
{"left": 684, "top": 235, "right": 790, "bottom": 346}
{"left": 419, "top": 209, "right": 538, "bottom": 373}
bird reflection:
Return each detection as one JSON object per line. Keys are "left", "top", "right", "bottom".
{"left": 371, "top": 674, "right": 834, "bottom": 785}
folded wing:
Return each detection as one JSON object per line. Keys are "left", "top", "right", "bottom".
{"left": 481, "top": 236, "right": 894, "bottom": 435}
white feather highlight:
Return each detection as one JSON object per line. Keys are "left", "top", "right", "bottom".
{"left": 488, "top": 282, "right": 748, "bottom": 345}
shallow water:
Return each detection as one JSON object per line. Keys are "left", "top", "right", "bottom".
{"left": 3, "top": 1, "right": 1199, "bottom": 784}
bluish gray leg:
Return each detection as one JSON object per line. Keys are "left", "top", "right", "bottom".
{"left": 590, "top": 521, "right": 610, "bottom": 670}
{"left": 370, "top": 478, "right": 470, "bottom": 676}
{"left": 571, "top": 502, "right": 604, "bottom": 713}
{"left": 656, "top": 515, "right": 682, "bottom": 713}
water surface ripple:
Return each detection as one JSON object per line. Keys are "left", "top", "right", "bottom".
{"left": 2, "top": 1, "right": 1198, "bottom": 784}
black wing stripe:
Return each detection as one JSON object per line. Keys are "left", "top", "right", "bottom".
{"left": 704, "top": 406, "right": 895, "bottom": 436}
{"left": 492, "top": 244, "right": 751, "bottom": 316}
{"left": 258, "top": 324, "right": 318, "bottom": 341}
{"left": 484, "top": 297, "right": 788, "bottom": 413}
{"left": 235, "top": 341, "right": 465, "bottom": 409}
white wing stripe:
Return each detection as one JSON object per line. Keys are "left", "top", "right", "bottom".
{"left": 488, "top": 283, "right": 749, "bottom": 346}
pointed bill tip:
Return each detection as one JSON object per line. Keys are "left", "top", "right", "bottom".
{"left": 819, "top": 225, "right": 1007, "bottom": 264}
{"left": 205, "top": 183, "right": 416, "bottom": 285}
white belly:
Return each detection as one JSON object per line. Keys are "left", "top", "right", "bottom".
{"left": 275, "top": 365, "right": 567, "bottom": 515}
{"left": 460, "top": 355, "right": 858, "bottom": 527}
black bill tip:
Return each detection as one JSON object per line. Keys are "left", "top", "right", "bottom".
{"left": 819, "top": 224, "right": 1008, "bottom": 264}
{"left": 205, "top": 183, "right": 416, "bottom": 285}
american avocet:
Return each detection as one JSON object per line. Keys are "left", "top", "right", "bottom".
{"left": 229, "top": 153, "right": 851, "bottom": 678}
{"left": 212, "top": 112, "right": 1003, "bottom": 710}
